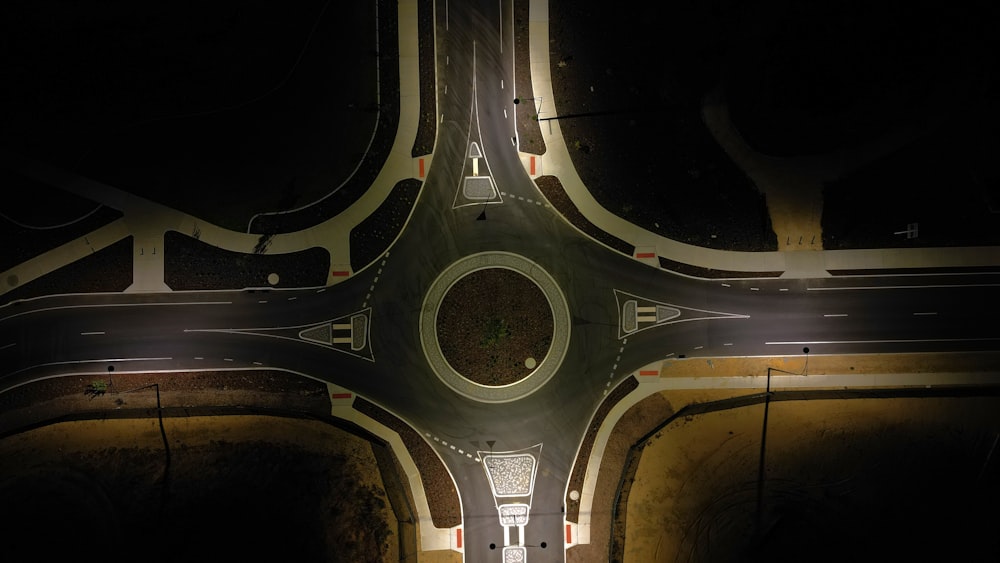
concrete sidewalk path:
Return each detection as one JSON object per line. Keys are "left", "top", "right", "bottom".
{"left": 525, "top": 0, "right": 1000, "bottom": 279}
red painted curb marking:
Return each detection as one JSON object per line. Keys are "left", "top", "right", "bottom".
{"left": 331, "top": 393, "right": 352, "bottom": 399}
{"left": 565, "top": 524, "right": 572, "bottom": 544}
{"left": 635, "top": 252, "right": 655, "bottom": 259}
{"left": 530, "top": 156, "right": 536, "bottom": 175}
{"left": 419, "top": 158, "right": 425, "bottom": 178}
{"left": 639, "top": 370, "right": 659, "bottom": 376}
{"left": 331, "top": 271, "right": 350, "bottom": 277}
{"left": 456, "top": 528, "right": 463, "bottom": 548}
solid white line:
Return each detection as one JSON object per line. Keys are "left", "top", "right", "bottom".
{"left": 1, "top": 301, "right": 232, "bottom": 322}
{"left": 766, "top": 337, "right": 1000, "bottom": 345}
{"left": 913, "top": 312, "right": 938, "bottom": 316}
{"left": 823, "top": 314, "right": 848, "bottom": 317}
{"left": 808, "top": 283, "right": 1000, "bottom": 291}
{"left": 0, "top": 342, "right": 14, "bottom": 350}
{"left": 80, "top": 331, "right": 105, "bottom": 335}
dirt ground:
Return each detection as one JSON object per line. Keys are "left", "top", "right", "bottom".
{"left": 566, "top": 351, "right": 1000, "bottom": 563}
{"left": 0, "top": 415, "right": 401, "bottom": 563}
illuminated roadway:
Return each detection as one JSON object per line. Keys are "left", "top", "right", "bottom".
{"left": 3, "top": 1, "right": 1000, "bottom": 561}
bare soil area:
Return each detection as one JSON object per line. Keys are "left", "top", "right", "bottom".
{"left": 436, "top": 267, "right": 554, "bottom": 386}
{"left": 0, "top": 371, "right": 404, "bottom": 563}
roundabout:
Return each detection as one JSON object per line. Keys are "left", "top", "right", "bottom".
{"left": 420, "top": 252, "right": 570, "bottom": 403}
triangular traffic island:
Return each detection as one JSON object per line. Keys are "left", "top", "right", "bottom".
{"left": 454, "top": 141, "right": 503, "bottom": 208}
{"left": 614, "top": 289, "right": 748, "bottom": 339}
{"left": 298, "top": 308, "right": 373, "bottom": 361}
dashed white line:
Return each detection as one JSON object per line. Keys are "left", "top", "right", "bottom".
{"left": 287, "top": 296, "right": 297, "bottom": 301}
{"left": 823, "top": 314, "right": 848, "bottom": 317}
{"left": 723, "top": 343, "right": 733, "bottom": 346}
{"left": 913, "top": 312, "right": 938, "bottom": 316}
{"left": 80, "top": 331, "right": 105, "bottom": 336}
{"left": 750, "top": 287, "right": 759, "bottom": 291}
{"left": 721, "top": 283, "right": 731, "bottom": 287}
{"left": 224, "top": 358, "right": 233, "bottom": 362}
{"left": 0, "top": 343, "right": 15, "bottom": 351}
{"left": 779, "top": 288, "right": 789, "bottom": 292}
{"left": 258, "top": 300, "right": 267, "bottom": 303}
{"left": 252, "top": 361, "right": 263, "bottom": 365}
{"left": 694, "top": 345, "right": 704, "bottom": 350}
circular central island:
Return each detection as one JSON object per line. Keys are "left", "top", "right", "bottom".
{"left": 420, "top": 252, "right": 570, "bottom": 403}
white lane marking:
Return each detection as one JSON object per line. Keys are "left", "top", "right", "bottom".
{"left": 0, "top": 342, "right": 15, "bottom": 350}
{"left": 224, "top": 358, "right": 233, "bottom": 362}
{"left": 779, "top": 288, "right": 789, "bottom": 292}
{"left": 503, "top": 108, "right": 508, "bottom": 118}
{"left": 808, "top": 283, "right": 1000, "bottom": 291}
{"left": 316, "top": 288, "right": 326, "bottom": 293}
{"left": 664, "top": 352, "right": 675, "bottom": 358}
{"left": 194, "top": 357, "right": 204, "bottom": 360}
{"left": 721, "top": 283, "right": 731, "bottom": 287}
{"left": 287, "top": 297, "right": 297, "bottom": 301}
{"left": 767, "top": 337, "right": 1000, "bottom": 345}
{"left": 258, "top": 300, "right": 268, "bottom": 304}
{"left": 1, "top": 301, "right": 232, "bottom": 322}
{"left": 750, "top": 287, "right": 759, "bottom": 291}
{"left": 823, "top": 314, "right": 848, "bottom": 317}
{"left": 913, "top": 312, "right": 938, "bottom": 316}
{"left": 252, "top": 361, "right": 263, "bottom": 365}
{"left": 723, "top": 343, "right": 733, "bottom": 346}
{"left": 80, "top": 331, "right": 105, "bottom": 336}
{"left": 694, "top": 345, "right": 704, "bottom": 350}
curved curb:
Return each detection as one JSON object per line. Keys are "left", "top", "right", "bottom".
{"left": 419, "top": 251, "right": 570, "bottom": 403}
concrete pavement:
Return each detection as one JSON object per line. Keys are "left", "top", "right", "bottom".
{"left": 521, "top": 0, "right": 1000, "bottom": 279}
{"left": 4, "top": 0, "right": 999, "bottom": 299}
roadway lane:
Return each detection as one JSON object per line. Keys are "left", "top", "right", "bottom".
{"left": 4, "top": 0, "right": 1000, "bottom": 561}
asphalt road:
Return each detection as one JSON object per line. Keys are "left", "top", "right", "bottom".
{"left": 3, "top": 1, "right": 1000, "bottom": 561}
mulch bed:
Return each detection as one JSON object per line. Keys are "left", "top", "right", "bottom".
{"left": 435, "top": 267, "right": 553, "bottom": 386}
{"left": 163, "top": 230, "right": 330, "bottom": 290}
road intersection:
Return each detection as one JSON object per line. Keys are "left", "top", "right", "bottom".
{"left": 3, "top": 1, "right": 1000, "bottom": 562}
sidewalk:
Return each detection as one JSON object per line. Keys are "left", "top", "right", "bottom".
{"left": 1, "top": 0, "right": 424, "bottom": 297}
{"left": 524, "top": 0, "right": 1000, "bottom": 279}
